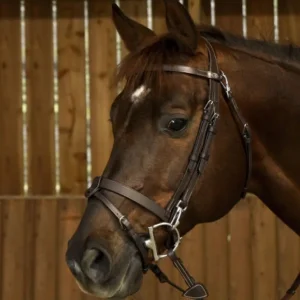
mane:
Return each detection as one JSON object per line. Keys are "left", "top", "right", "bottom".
{"left": 198, "top": 25, "right": 300, "bottom": 64}
{"left": 115, "top": 25, "right": 300, "bottom": 94}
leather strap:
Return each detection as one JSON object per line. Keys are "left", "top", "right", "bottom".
{"left": 220, "top": 76, "right": 252, "bottom": 198}
{"left": 86, "top": 176, "right": 168, "bottom": 222}
{"left": 168, "top": 250, "right": 208, "bottom": 299}
{"left": 149, "top": 264, "right": 185, "bottom": 293}
{"left": 164, "top": 38, "right": 221, "bottom": 219}
{"left": 89, "top": 191, "right": 151, "bottom": 271}
{"left": 165, "top": 102, "right": 214, "bottom": 213}
{"left": 162, "top": 64, "right": 221, "bottom": 80}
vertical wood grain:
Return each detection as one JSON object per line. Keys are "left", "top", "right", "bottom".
{"left": 57, "top": 1, "right": 86, "bottom": 300}
{"left": 250, "top": 196, "right": 278, "bottom": 300}
{"left": 89, "top": 1, "right": 116, "bottom": 178}
{"left": 204, "top": 217, "right": 229, "bottom": 300}
{"left": 26, "top": 2, "right": 57, "bottom": 300}
{"left": 247, "top": 0, "right": 274, "bottom": 40}
{"left": 228, "top": 199, "right": 253, "bottom": 300}
{"left": 0, "top": 3, "right": 23, "bottom": 300}
{"left": 0, "top": 0, "right": 22, "bottom": 196}
{"left": 1, "top": 199, "right": 26, "bottom": 300}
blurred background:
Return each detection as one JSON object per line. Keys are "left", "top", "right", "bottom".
{"left": 0, "top": 0, "right": 299, "bottom": 299}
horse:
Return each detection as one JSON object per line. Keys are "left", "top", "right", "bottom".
{"left": 65, "top": 0, "right": 300, "bottom": 299}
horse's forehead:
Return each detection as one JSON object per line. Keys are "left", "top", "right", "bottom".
{"left": 129, "top": 79, "right": 189, "bottom": 103}
{"left": 131, "top": 84, "right": 151, "bottom": 105}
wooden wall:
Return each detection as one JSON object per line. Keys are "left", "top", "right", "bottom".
{"left": 0, "top": 1, "right": 299, "bottom": 300}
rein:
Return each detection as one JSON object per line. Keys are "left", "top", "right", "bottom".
{"left": 85, "top": 38, "right": 299, "bottom": 299}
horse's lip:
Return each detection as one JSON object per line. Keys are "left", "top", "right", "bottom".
{"left": 120, "top": 254, "right": 144, "bottom": 295}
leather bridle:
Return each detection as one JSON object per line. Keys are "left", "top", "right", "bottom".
{"left": 85, "top": 38, "right": 299, "bottom": 299}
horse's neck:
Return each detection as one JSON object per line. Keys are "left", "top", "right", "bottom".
{"left": 227, "top": 51, "right": 300, "bottom": 235}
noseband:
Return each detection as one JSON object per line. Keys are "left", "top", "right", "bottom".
{"left": 85, "top": 38, "right": 252, "bottom": 299}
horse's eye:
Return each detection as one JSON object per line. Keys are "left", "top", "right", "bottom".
{"left": 167, "top": 118, "right": 188, "bottom": 132}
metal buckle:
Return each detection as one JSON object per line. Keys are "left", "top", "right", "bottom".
{"left": 144, "top": 201, "right": 186, "bottom": 262}
{"left": 144, "top": 223, "right": 181, "bottom": 262}
{"left": 170, "top": 200, "right": 187, "bottom": 229}
{"left": 220, "top": 70, "right": 232, "bottom": 98}
{"left": 203, "top": 99, "right": 213, "bottom": 113}
{"left": 210, "top": 112, "right": 219, "bottom": 126}
{"left": 119, "top": 215, "right": 128, "bottom": 231}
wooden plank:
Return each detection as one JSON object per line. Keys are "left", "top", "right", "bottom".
{"left": 153, "top": 0, "right": 167, "bottom": 34}
{"left": 24, "top": 199, "right": 35, "bottom": 300}
{"left": 199, "top": 0, "right": 211, "bottom": 25}
{"left": 204, "top": 216, "right": 229, "bottom": 300}
{"left": 58, "top": 1, "right": 86, "bottom": 194}
{"left": 33, "top": 199, "right": 58, "bottom": 300}
{"left": 215, "top": 0, "right": 242, "bottom": 34}
{"left": 57, "top": 198, "right": 85, "bottom": 300}
{"left": 0, "top": 3, "right": 23, "bottom": 300}
{"left": 1, "top": 199, "right": 26, "bottom": 300}
{"left": 228, "top": 199, "right": 253, "bottom": 300}
{"left": 57, "top": 1, "right": 86, "bottom": 300}
{"left": 26, "top": 2, "right": 57, "bottom": 300}
{"left": 277, "top": 4, "right": 300, "bottom": 299}
{"left": 89, "top": 1, "right": 115, "bottom": 178}
{"left": 247, "top": 0, "right": 274, "bottom": 40}
{"left": 279, "top": 0, "right": 300, "bottom": 44}
{"left": 27, "top": 3, "right": 55, "bottom": 194}
{"left": 0, "top": 2, "right": 22, "bottom": 195}
{"left": 250, "top": 196, "right": 277, "bottom": 300}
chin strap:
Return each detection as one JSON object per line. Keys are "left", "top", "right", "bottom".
{"left": 149, "top": 250, "right": 208, "bottom": 299}
{"left": 149, "top": 264, "right": 185, "bottom": 293}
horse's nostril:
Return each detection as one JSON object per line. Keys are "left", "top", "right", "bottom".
{"left": 82, "top": 248, "right": 112, "bottom": 284}
{"left": 91, "top": 250, "right": 104, "bottom": 269}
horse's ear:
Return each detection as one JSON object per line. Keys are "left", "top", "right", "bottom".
{"left": 112, "top": 3, "right": 156, "bottom": 52}
{"left": 164, "top": 0, "right": 198, "bottom": 51}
